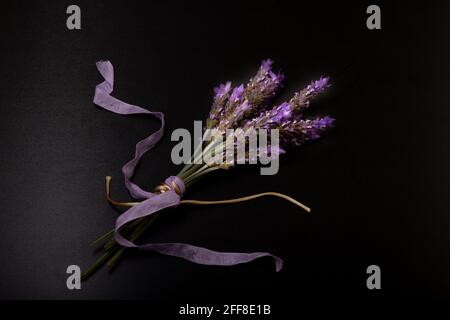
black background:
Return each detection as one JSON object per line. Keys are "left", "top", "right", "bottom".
{"left": 0, "top": 0, "right": 449, "bottom": 306}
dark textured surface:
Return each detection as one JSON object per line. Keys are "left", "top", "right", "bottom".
{"left": 0, "top": 0, "right": 448, "bottom": 303}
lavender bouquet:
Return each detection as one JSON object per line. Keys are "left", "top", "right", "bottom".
{"left": 83, "top": 59, "right": 333, "bottom": 280}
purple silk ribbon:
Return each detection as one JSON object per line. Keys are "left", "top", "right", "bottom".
{"left": 93, "top": 60, "right": 283, "bottom": 271}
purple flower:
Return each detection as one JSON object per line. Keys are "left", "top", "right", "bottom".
{"left": 207, "top": 60, "right": 334, "bottom": 150}
{"left": 243, "top": 101, "right": 294, "bottom": 131}
{"left": 306, "top": 76, "right": 330, "bottom": 95}
{"left": 287, "top": 76, "right": 330, "bottom": 113}
{"left": 216, "top": 61, "right": 284, "bottom": 131}
{"left": 314, "top": 116, "right": 334, "bottom": 129}
{"left": 271, "top": 102, "right": 292, "bottom": 123}
{"left": 233, "top": 100, "right": 250, "bottom": 119}
{"left": 279, "top": 116, "right": 335, "bottom": 147}
{"left": 230, "top": 84, "right": 245, "bottom": 101}
{"left": 304, "top": 117, "right": 335, "bottom": 140}
{"left": 207, "top": 82, "right": 233, "bottom": 128}
{"left": 261, "top": 59, "right": 273, "bottom": 71}
{"left": 228, "top": 60, "right": 284, "bottom": 127}
{"left": 244, "top": 61, "right": 284, "bottom": 109}
{"left": 214, "top": 82, "right": 231, "bottom": 97}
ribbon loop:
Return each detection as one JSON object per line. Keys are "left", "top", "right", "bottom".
{"left": 164, "top": 176, "right": 186, "bottom": 196}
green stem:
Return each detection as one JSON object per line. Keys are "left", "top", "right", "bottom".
{"left": 81, "top": 244, "right": 120, "bottom": 281}
{"left": 177, "top": 139, "right": 205, "bottom": 177}
{"left": 103, "top": 218, "right": 146, "bottom": 250}
{"left": 177, "top": 163, "right": 193, "bottom": 179}
{"left": 90, "top": 228, "right": 115, "bottom": 248}
{"left": 184, "top": 166, "right": 220, "bottom": 186}
{"left": 106, "top": 214, "right": 160, "bottom": 268}
{"left": 178, "top": 163, "right": 203, "bottom": 180}
{"left": 183, "top": 164, "right": 211, "bottom": 183}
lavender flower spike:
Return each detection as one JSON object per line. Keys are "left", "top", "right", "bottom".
{"left": 207, "top": 81, "right": 232, "bottom": 129}
{"left": 279, "top": 116, "right": 335, "bottom": 147}
{"left": 243, "top": 76, "right": 331, "bottom": 131}
{"left": 242, "top": 59, "right": 284, "bottom": 115}
{"left": 308, "top": 76, "right": 330, "bottom": 94}
{"left": 289, "top": 76, "right": 330, "bottom": 113}
{"left": 214, "top": 82, "right": 232, "bottom": 97}
{"left": 216, "top": 60, "right": 285, "bottom": 131}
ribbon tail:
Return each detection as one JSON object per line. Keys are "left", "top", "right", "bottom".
{"left": 114, "top": 190, "right": 181, "bottom": 247}
{"left": 140, "top": 243, "right": 283, "bottom": 272}
{"left": 114, "top": 190, "right": 283, "bottom": 272}
{"left": 93, "top": 60, "right": 165, "bottom": 200}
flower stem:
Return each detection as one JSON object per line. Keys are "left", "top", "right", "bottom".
{"left": 81, "top": 244, "right": 120, "bottom": 281}
{"left": 106, "top": 213, "right": 160, "bottom": 268}
{"left": 90, "top": 229, "right": 114, "bottom": 248}
{"left": 184, "top": 166, "right": 220, "bottom": 186}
